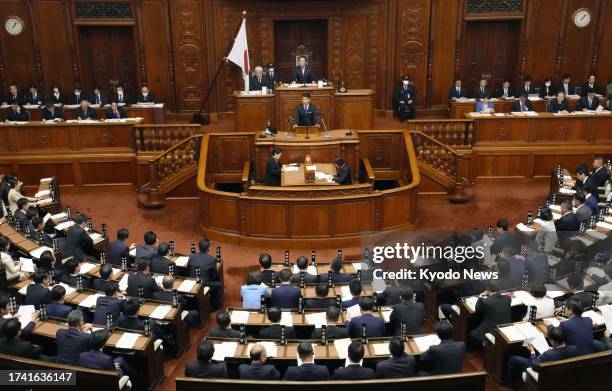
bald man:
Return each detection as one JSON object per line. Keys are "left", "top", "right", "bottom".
{"left": 238, "top": 344, "right": 280, "bottom": 380}
{"left": 250, "top": 66, "right": 269, "bottom": 91}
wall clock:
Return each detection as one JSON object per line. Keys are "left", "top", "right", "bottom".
{"left": 572, "top": 8, "right": 591, "bottom": 28}
{"left": 5, "top": 16, "right": 24, "bottom": 36}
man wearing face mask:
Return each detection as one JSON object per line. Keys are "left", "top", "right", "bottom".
{"left": 539, "top": 77, "right": 555, "bottom": 98}
{"left": 50, "top": 86, "right": 64, "bottom": 105}
{"left": 69, "top": 86, "right": 85, "bottom": 105}
{"left": 111, "top": 85, "right": 129, "bottom": 105}
{"left": 266, "top": 64, "right": 279, "bottom": 88}
{"left": 394, "top": 75, "right": 416, "bottom": 121}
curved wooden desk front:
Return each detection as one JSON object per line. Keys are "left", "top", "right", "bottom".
{"left": 197, "top": 130, "right": 420, "bottom": 248}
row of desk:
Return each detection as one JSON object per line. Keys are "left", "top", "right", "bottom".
{"left": 0, "top": 104, "right": 166, "bottom": 124}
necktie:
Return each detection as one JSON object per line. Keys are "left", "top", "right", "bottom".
{"left": 504, "top": 88, "right": 507, "bottom": 96}
{"left": 565, "top": 85, "right": 568, "bottom": 95}
{"left": 456, "top": 87, "right": 459, "bottom": 94}
{"left": 526, "top": 86, "right": 529, "bottom": 93}
{"left": 521, "top": 102, "right": 524, "bottom": 112}
{"left": 97, "top": 96, "right": 100, "bottom": 104}
{"left": 13, "top": 94, "right": 17, "bottom": 100}
{"left": 119, "top": 94, "right": 123, "bottom": 102}
{"left": 481, "top": 87, "right": 484, "bottom": 94}
{"left": 115, "top": 110, "right": 119, "bottom": 118}
{"left": 589, "top": 99, "right": 592, "bottom": 108}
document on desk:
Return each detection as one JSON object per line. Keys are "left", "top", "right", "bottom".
{"left": 585, "top": 230, "right": 607, "bottom": 240}
{"left": 118, "top": 274, "right": 129, "bottom": 291}
{"left": 248, "top": 341, "right": 278, "bottom": 357}
{"left": 513, "top": 291, "right": 535, "bottom": 307}
{"left": 177, "top": 279, "right": 196, "bottom": 293}
{"left": 345, "top": 304, "right": 361, "bottom": 320}
{"left": 414, "top": 334, "right": 441, "bottom": 352}
{"left": 334, "top": 338, "right": 352, "bottom": 359}
{"left": 212, "top": 341, "right": 238, "bottom": 361}
{"left": 29, "top": 246, "right": 53, "bottom": 259}
{"left": 20, "top": 257, "right": 35, "bottom": 273}
{"left": 516, "top": 223, "right": 535, "bottom": 232}
{"left": 291, "top": 265, "right": 317, "bottom": 275}
{"left": 89, "top": 233, "right": 102, "bottom": 242}
{"left": 283, "top": 166, "right": 299, "bottom": 172}
{"left": 464, "top": 296, "right": 479, "bottom": 312}
{"left": 79, "top": 293, "right": 103, "bottom": 308}
{"left": 154, "top": 275, "right": 164, "bottom": 287}
{"left": 79, "top": 262, "right": 97, "bottom": 275}
{"left": 523, "top": 331, "right": 550, "bottom": 354}
{"left": 599, "top": 305, "right": 612, "bottom": 333}
{"left": 596, "top": 221, "right": 612, "bottom": 230}
{"left": 18, "top": 284, "right": 32, "bottom": 296}
{"left": 524, "top": 111, "right": 539, "bottom": 116}
{"left": 54, "top": 220, "right": 75, "bottom": 231}
{"left": 380, "top": 309, "right": 392, "bottom": 322}
{"left": 372, "top": 343, "right": 390, "bottom": 356}
{"left": 340, "top": 285, "right": 353, "bottom": 301}
{"left": 500, "top": 325, "right": 525, "bottom": 342}
{"left": 305, "top": 312, "right": 327, "bottom": 328}
{"left": 50, "top": 212, "right": 67, "bottom": 221}
{"left": 150, "top": 304, "right": 172, "bottom": 320}
{"left": 543, "top": 317, "right": 560, "bottom": 327}
{"left": 174, "top": 256, "right": 189, "bottom": 267}
{"left": 230, "top": 310, "right": 250, "bottom": 324}
{"left": 4, "top": 305, "right": 36, "bottom": 323}
{"left": 116, "top": 332, "right": 140, "bottom": 349}
{"left": 515, "top": 322, "right": 540, "bottom": 339}
{"left": 582, "top": 310, "right": 604, "bottom": 326}
{"left": 280, "top": 311, "right": 294, "bottom": 327}
{"left": 35, "top": 190, "right": 50, "bottom": 199}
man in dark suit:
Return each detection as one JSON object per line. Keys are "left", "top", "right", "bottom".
{"left": 88, "top": 87, "right": 108, "bottom": 106}
{"left": 59, "top": 258, "right": 91, "bottom": 289}
{"left": 311, "top": 306, "right": 349, "bottom": 340}
{"left": 46, "top": 285, "right": 73, "bottom": 319}
{"left": 555, "top": 200, "right": 580, "bottom": 245}
{"left": 26, "top": 85, "right": 45, "bottom": 106}
{"left": 419, "top": 321, "right": 466, "bottom": 375}
{"left": 516, "top": 75, "right": 534, "bottom": 97}
{"left": 116, "top": 297, "right": 144, "bottom": 330}
{"left": 375, "top": 337, "right": 416, "bottom": 378}
{"left": 473, "top": 78, "right": 490, "bottom": 100}
{"left": 341, "top": 279, "right": 362, "bottom": 308}
{"left": 497, "top": 246, "right": 525, "bottom": 289}
{"left": 136, "top": 85, "right": 156, "bottom": 103}
{"left": 239, "top": 343, "right": 280, "bottom": 380}
{"left": 0, "top": 318, "right": 41, "bottom": 359}
{"left": 293, "top": 92, "right": 320, "bottom": 127}
{"left": 270, "top": 269, "right": 301, "bottom": 308}
{"left": 547, "top": 91, "right": 570, "bottom": 113}
{"left": 292, "top": 56, "right": 315, "bottom": 84}
{"left": 249, "top": 66, "right": 269, "bottom": 91}
{"left": 572, "top": 167, "right": 597, "bottom": 195}
{"left": 92, "top": 264, "right": 114, "bottom": 292}
{"left": 69, "top": 87, "right": 85, "bottom": 105}
{"left": 5, "top": 103, "right": 30, "bottom": 121}
{"left": 448, "top": 78, "right": 467, "bottom": 100}
{"left": 389, "top": 287, "right": 424, "bottom": 335}
{"left": 258, "top": 253, "right": 278, "bottom": 284}
{"left": 187, "top": 238, "right": 222, "bottom": 309}
{"left": 573, "top": 192, "right": 592, "bottom": 224}
{"left": 333, "top": 157, "right": 352, "bottom": 185}
{"left": 490, "top": 219, "right": 520, "bottom": 256}
{"left": 558, "top": 74, "right": 575, "bottom": 96}
{"left": 552, "top": 296, "right": 594, "bottom": 354}
{"left": 469, "top": 281, "right": 511, "bottom": 344}
{"left": 259, "top": 306, "right": 297, "bottom": 339}
{"left": 79, "top": 330, "right": 125, "bottom": 376}
{"left": 266, "top": 64, "right": 280, "bottom": 87}
{"left": 31, "top": 216, "right": 52, "bottom": 247}
{"left": 107, "top": 228, "right": 132, "bottom": 267}
{"left": 524, "top": 241, "right": 550, "bottom": 286}
{"left": 580, "top": 74, "right": 599, "bottom": 96}
{"left": 332, "top": 341, "right": 375, "bottom": 379}
{"left": 184, "top": 340, "right": 226, "bottom": 378}
{"left": 577, "top": 88, "right": 600, "bottom": 111}
{"left": 25, "top": 270, "right": 52, "bottom": 307}
{"left": 209, "top": 311, "right": 241, "bottom": 338}
{"left": 13, "top": 198, "right": 34, "bottom": 233}
{"left": 56, "top": 310, "right": 93, "bottom": 365}
{"left": 394, "top": 75, "right": 416, "bottom": 121}
{"left": 321, "top": 257, "right": 353, "bottom": 284}
{"left": 283, "top": 342, "right": 330, "bottom": 380}
{"left": 0, "top": 294, "right": 37, "bottom": 337}
{"left": 291, "top": 255, "right": 318, "bottom": 284}
{"left": 152, "top": 275, "right": 199, "bottom": 326}
{"left": 264, "top": 146, "right": 283, "bottom": 186}
{"left": 63, "top": 214, "right": 94, "bottom": 261}
{"left": 505, "top": 326, "right": 579, "bottom": 386}
{"left": 111, "top": 85, "right": 130, "bottom": 105}
{"left": 150, "top": 242, "right": 172, "bottom": 274}
{"left": 539, "top": 77, "right": 555, "bottom": 98}
{"left": 304, "top": 283, "right": 336, "bottom": 309}
{"left": 591, "top": 156, "right": 609, "bottom": 187}
{"left": 42, "top": 101, "right": 64, "bottom": 122}
{"left": 49, "top": 86, "right": 64, "bottom": 104}
{"left": 347, "top": 297, "right": 385, "bottom": 338}
{"left": 511, "top": 93, "right": 533, "bottom": 112}
{"left": 380, "top": 281, "right": 405, "bottom": 306}
{"left": 126, "top": 259, "right": 160, "bottom": 299}
{"left": 495, "top": 80, "right": 514, "bottom": 99}
{"left": 3, "top": 85, "right": 26, "bottom": 106}
{"left": 75, "top": 99, "right": 97, "bottom": 120}
{"left": 93, "top": 282, "right": 123, "bottom": 326}
{"left": 135, "top": 230, "right": 158, "bottom": 262}
{"left": 105, "top": 101, "right": 126, "bottom": 119}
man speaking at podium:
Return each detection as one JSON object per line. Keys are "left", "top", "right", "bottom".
{"left": 293, "top": 93, "right": 320, "bottom": 128}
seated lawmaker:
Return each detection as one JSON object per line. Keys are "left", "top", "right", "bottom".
{"left": 333, "top": 157, "right": 352, "bottom": 185}
{"left": 135, "top": 230, "right": 158, "bottom": 262}
{"left": 136, "top": 85, "right": 156, "bottom": 103}
{"left": 576, "top": 88, "right": 600, "bottom": 111}
{"left": 150, "top": 242, "right": 172, "bottom": 274}
{"left": 76, "top": 99, "right": 97, "bottom": 120}
{"left": 475, "top": 96, "right": 494, "bottom": 113}
{"left": 1, "top": 235, "right": 27, "bottom": 282}
{"left": 473, "top": 78, "right": 490, "bottom": 100}
{"left": 24, "top": 270, "right": 51, "bottom": 307}
{"left": 116, "top": 297, "right": 144, "bottom": 330}
{"left": 311, "top": 306, "right": 349, "bottom": 340}
{"left": 375, "top": 337, "right": 416, "bottom": 378}
{"left": 93, "top": 264, "right": 113, "bottom": 292}
{"left": 516, "top": 75, "right": 534, "bottom": 96}
{"left": 321, "top": 257, "right": 352, "bottom": 283}
{"left": 26, "top": 84, "right": 45, "bottom": 105}
{"left": 107, "top": 228, "right": 133, "bottom": 267}
{"left": 522, "top": 285, "right": 554, "bottom": 321}
{"left": 342, "top": 279, "right": 362, "bottom": 308}
{"left": 547, "top": 91, "right": 570, "bottom": 114}
{"left": 63, "top": 214, "right": 94, "bottom": 261}
{"left": 88, "top": 86, "right": 108, "bottom": 106}
{"left": 558, "top": 74, "right": 575, "bottom": 96}
{"left": 209, "top": 311, "right": 240, "bottom": 338}
{"left": 304, "top": 283, "right": 335, "bottom": 309}
{"left": 283, "top": 342, "right": 329, "bottom": 380}
{"left": 394, "top": 75, "right": 415, "bottom": 121}
{"left": 591, "top": 156, "right": 610, "bottom": 187}
{"left": 524, "top": 242, "right": 550, "bottom": 286}
{"left": 554, "top": 200, "right": 580, "bottom": 245}
{"left": 573, "top": 192, "right": 592, "bottom": 224}
{"left": 79, "top": 330, "right": 127, "bottom": 377}
{"left": 572, "top": 166, "right": 596, "bottom": 195}
{"left": 291, "top": 255, "right": 318, "bottom": 284}
{"left": 495, "top": 80, "right": 514, "bottom": 99}
{"left": 105, "top": 101, "right": 126, "bottom": 119}
{"left": 56, "top": 310, "right": 93, "bottom": 365}
{"left": 239, "top": 343, "right": 280, "bottom": 380}
{"left": 347, "top": 297, "right": 385, "bottom": 338}
{"left": 293, "top": 92, "right": 320, "bottom": 127}
{"left": 270, "top": 269, "right": 301, "bottom": 308}
{"left": 0, "top": 318, "right": 41, "bottom": 359}
{"left": 259, "top": 306, "right": 297, "bottom": 339}
{"left": 185, "top": 340, "right": 226, "bottom": 378}
{"left": 0, "top": 293, "right": 37, "bottom": 337}
{"left": 448, "top": 78, "right": 467, "bottom": 100}
{"left": 31, "top": 216, "right": 52, "bottom": 246}
{"left": 187, "top": 238, "right": 222, "bottom": 309}
{"left": 4, "top": 84, "right": 26, "bottom": 106}
{"left": 69, "top": 87, "right": 85, "bottom": 105}
{"left": 292, "top": 56, "right": 315, "bottom": 84}
{"left": 241, "top": 271, "right": 269, "bottom": 309}
{"left": 540, "top": 77, "right": 555, "bottom": 98}
{"left": 332, "top": 341, "right": 375, "bottom": 380}
{"left": 127, "top": 259, "right": 160, "bottom": 298}
{"left": 419, "top": 321, "right": 465, "bottom": 375}
{"left": 50, "top": 85, "right": 64, "bottom": 105}
{"left": 5, "top": 103, "right": 29, "bottom": 122}
{"left": 469, "top": 281, "right": 511, "bottom": 345}
{"left": 60, "top": 258, "right": 91, "bottom": 289}
{"left": 511, "top": 93, "right": 533, "bottom": 112}
{"left": 93, "top": 281, "right": 123, "bottom": 326}
{"left": 264, "top": 146, "right": 282, "bottom": 186}
{"left": 249, "top": 66, "right": 269, "bottom": 91}
{"left": 389, "top": 287, "right": 424, "bottom": 335}
{"left": 42, "top": 101, "right": 64, "bottom": 122}
{"left": 580, "top": 73, "right": 599, "bottom": 96}
{"left": 111, "top": 85, "right": 130, "bottom": 105}
{"left": 46, "top": 285, "right": 73, "bottom": 319}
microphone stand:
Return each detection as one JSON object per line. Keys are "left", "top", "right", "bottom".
{"left": 192, "top": 11, "right": 247, "bottom": 125}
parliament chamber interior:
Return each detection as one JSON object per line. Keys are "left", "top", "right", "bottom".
{"left": 1, "top": 0, "right": 612, "bottom": 390}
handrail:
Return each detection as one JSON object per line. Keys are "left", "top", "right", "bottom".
{"left": 134, "top": 123, "right": 202, "bottom": 152}
{"left": 406, "top": 119, "right": 474, "bottom": 147}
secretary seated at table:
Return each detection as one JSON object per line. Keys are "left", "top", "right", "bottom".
{"left": 264, "top": 146, "right": 283, "bottom": 186}
{"left": 333, "top": 157, "right": 352, "bottom": 185}
{"left": 293, "top": 92, "right": 320, "bottom": 128}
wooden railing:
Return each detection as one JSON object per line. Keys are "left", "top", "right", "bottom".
{"left": 407, "top": 119, "right": 474, "bottom": 147}
{"left": 134, "top": 123, "right": 202, "bottom": 152}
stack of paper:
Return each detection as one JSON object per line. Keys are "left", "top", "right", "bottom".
{"left": 174, "top": 256, "right": 189, "bottom": 267}
{"left": 599, "top": 305, "right": 612, "bottom": 333}
{"left": 305, "top": 312, "right": 327, "bottom": 328}
{"left": 8, "top": 305, "right": 35, "bottom": 322}
{"left": 559, "top": 188, "right": 576, "bottom": 195}
{"left": 291, "top": 265, "right": 317, "bottom": 275}
{"left": 177, "top": 279, "right": 196, "bottom": 293}
{"left": 345, "top": 304, "right": 361, "bottom": 320}
{"left": 18, "top": 284, "right": 33, "bottom": 296}
{"left": 230, "top": 310, "right": 250, "bottom": 324}
{"left": 380, "top": 310, "right": 392, "bottom": 322}
{"left": 79, "top": 293, "right": 103, "bottom": 308}
{"left": 464, "top": 296, "right": 479, "bottom": 312}
{"left": 596, "top": 221, "right": 612, "bottom": 230}
{"left": 51, "top": 212, "right": 67, "bottom": 221}
{"left": 35, "top": 190, "right": 50, "bottom": 199}
{"left": 55, "top": 221, "right": 75, "bottom": 231}
{"left": 372, "top": 342, "right": 390, "bottom": 356}
{"left": 340, "top": 285, "right": 353, "bottom": 301}
{"left": 247, "top": 341, "right": 277, "bottom": 357}
{"left": 150, "top": 304, "right": 172, "bottom": 320}
{"left": 413, "top": 334, "right": 441, "bottom": 352}
{"left": 543, "top": 317, "right": 560, "bottom": 327}
{"left": 118, "top": 274, "right": 129, "bottom": 291}
{"left": 280, "top": 311, "right": 293, "bottom": 327}
{"left": 29, "top": 246, "right": 54, "bottom": 259}
{"left": 116, "top": 332, "right": 140, "bottom": 349}
{"left": 582, "top": 310, "right": 604, "bottom": 326}
{"left": 351, "top": 262, "right": 362, "bottom": 271}
{"left": 79, "top": 262, "right": 97, "bottom": 275}
{"left": 334, "top": 338, "right": 352, "bottom": 359}
{"left": 89, "top": 233, "right": 102, "bottom": 242}
{"left": 283, "top": 166, "right": 299, "bottom": 172}
{"left": 212, "top": 341, "right": 238, "bottom": 361}
{"left": 20, "top": 257, "right": 35, "bottom": 273}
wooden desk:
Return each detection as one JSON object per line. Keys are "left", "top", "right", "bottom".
{"left": 281, "top": 163, "right": 337, "bottom": 186}
{"left": 1, "top": 104, "right": 166, "bottom": 124}
{"left": 268, "top": 262, "right": 360, "bottom": 275}
{"left": 226, "top": 308, "right": 388, "bottom": 327}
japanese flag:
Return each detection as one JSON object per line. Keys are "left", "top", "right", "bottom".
{"left": 227, "top": 19, "right": 250, "bottom": 91}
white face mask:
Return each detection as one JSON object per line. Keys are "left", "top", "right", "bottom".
{"left": 545, "top": 82, "right": 551, "bottom": 87}
{"left": 402, "top": 81, "right": 409, "bottom": 86}
{"left": 53, "top": 88, "right": 59, "bottom": 93}
{"left": 269, "top": 69, "right": 274, "bottom": 73}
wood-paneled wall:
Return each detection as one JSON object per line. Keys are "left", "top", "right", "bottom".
{"left": 0, "top": 0, "right": 610, "bottom": 116}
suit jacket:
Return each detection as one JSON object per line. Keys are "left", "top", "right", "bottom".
{"left": 525, "top": 253, "right": 550, "bottom": 286}
{"left": 187, "top": 252, "right": 218, "bottom": 282}
{"left": 389, "top": 301, "right": 425, "bottom": 335}
{"left": 25, "top": 283, "right": 52, "bottom": 307}
{"left": 291, "top": 272, "right": 318, "bottom": 284}
{"left": 495, "top": 87, "right": 514, "bottom": 98}
{"left": 46, "top": 302, "right": 73, "bottom": 319}
{"left": 381, "top": 286, "right": 404, "bottom": 306}
{"left": 507, "top": 257, "right": 526, "bottom": 288}
{"left": 334, "top": 164, "right": 352, "bottom": 185}
{"left": 574, "top": 204, "right": 592, "bottom": 224}
{"left": 105, "top": 107, "right": 126, "bottom": 119}
{"left": 184, "top": 361, "right": 226, "bottom": 378}
{"left": 50, "top": 92, "right": 64, "bottom": 104}
{"left": 126, "top": 271, "right": 160, "bottom": 298}
{"left": 88, "top": 93, "right": 108, "bottom": 105}
{"left": 394, "top": 85, "right": 416, "bottom": 106}
{"left": 539, "top": 85, "right": 556, "bottom": 98}
{"left": 311, "top": 325, "right": 349, "bottom": 340}
{"left": 111, "top": 92, "right": 130, "bottom": 105}
{"left": 471, "top": 293, "right": 511, "bottom": 340}
{"left": 4, "top": 92, "right": 26, "bottom": 106}
{"left": 516, "top": 85, "right": 534, "bottom": 97}
{"left": 266, "top": 72, "right": 280, "bottom": 87}
{"left": 150, "top": 255, "right": 172, "bottom": 274}
{"left": 375, "top": 354, "right": 416, "bottom": 378}
{"left": 106, "top": 240, "right": 129, "bottom": 266}
{"left": 530, "top": 344, "right": 579, "bottom": 366}
{"left": 264, "top": 156, "right": 282, "bottom": 186}
{"left": 92, "top": 278, "right": 110, "bottom": 292}
{"left": 0, "top": 318, "right": 35, "bottom": 338}
{"left": 347, "top": 313, "right": 385, "bottom": 338}
{"left": 69, "top": 93, "right": 86, "bottom": 105}
{"left": 577, "top": 95, "right": 600, "bottom": 111}
{"left": 93, "top": 296, "right": 123, "bottom": 325}
{"left": 270, "top": 284, "right": 301, "bottom": 308}
{"left": 547, "top": 99, "right": 570, "bottom": 113}
{"left": 555, "top": 212, "right": 580, "bottom": 244}
{"left": 556, "top": 316, "right": 593, "bottom": 354}
{"left": 490, "top": 231, "right": 520, "bottom": 255}
{"left": 56, "top": 327, "right": 93, "bottom": 365}
{"left": 42, "top": 107, "right": 64, "bottom": 120}
{"left": 292, "top": 66, "right": 315, "bottom": 84}
{"left": 0, "top": 337, "right": 40, "bottom": 359}
{"left": 511, "top": 99, "right": 534, "bottom": 112}
{"left": 304, "top": 298, "right": 336, "bottom": 309}
{"left": 420, "top": 339, "right": 466, "bottom": 374}
{"left": 293, "top": 103, "right": 319, "bottom": 126}
{"left": 63, "top": 224, "right": 93, "bottom": 261}
{"left": 116, "top": 314, "right": 144, "bottom": 331}
{"left": 136, "top": 93, "right": 156, "bottom": 103}
{"left": 283, "top": 363, "right": 329, "bottom": 381}
{"left": 239, "top": 362, "right": 280, "bottom": 380}
{"left": 332, "top": 364, "right": 375, "bottom": 380}
{"left": 591, "top": 166, "right": 610, "bottom": 187}
{"left": 26, "top": 92, "right": 46, "bottom": 105}
{"left": 209, "top": 327, "right": 241, "bottom": 338}
{"left": 135, "top": 244, "right": 156, "bottom": 262}
{"left": 475, "top": 101, "right": 494, "bottom": 112}
{"left": 59, "top": 273, "right": 91, "bottom": 289}
{"left": 473, "top": 86, "right": 490, "bottom": 100}
{"left": 249, "top": 75, "right": 270, "bottom": 91}
{"left": 6, "top": 108, "right": 30, "bottom": 121}
{"left": 75, "top": 107, "right": 97, "bottom": 120}
{"left": 580, "top": 83, "right": 600, "bottom": 96}
{"left": 259, "top": 324, "right": 297, "bottom": 339}
{"left": 585, "top": 194, "right": 599, "bottom": 216}
{"left": 79, "top": 349, "right": 116, "bottom": 371}
{"left": 320, "top": 271, "right": 353, "bottom": 284}
{"left": 13, "top": 209, "right": 34, "bottom": 233}
{"left": 448, "top": 86, "right": 467, "bottom": 100}
{"left": 557, "top": 83, "right": 575, "bottom": 96}
{"left": 342, "top": 296, "right": 359, "bottom": 308}
{"left": 572, "top": 177, "right": 597, "bottom": 195}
